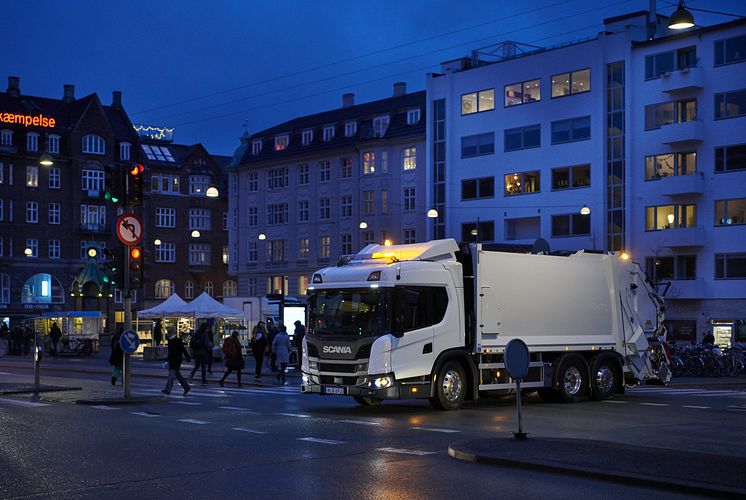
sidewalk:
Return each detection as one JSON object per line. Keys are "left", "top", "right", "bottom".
{"left": 448, "top": 436, "right": 746, "bottom": 498}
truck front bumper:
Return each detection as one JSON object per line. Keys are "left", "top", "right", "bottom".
{"left": 301, "top": 372, "right": 430, "bottom": 400}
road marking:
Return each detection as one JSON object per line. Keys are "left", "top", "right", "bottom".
{"left": 377, "top": 447, "right": 437, "bottom": 456}
{"left": 696, "top": 391, "right": 746, "bottom": 397}
{"left": 298, "top": 437, "right": 345, "bottom": 445}
{"left": 640, "top": 402, "right": 669, "bottom": 407}
{"left": 233, "top": 427, "right": 267, "bottom": 434}
{"left": 0, "top": 397, "right": 51, "bottom": 408}
{"left": 338, "top": 419, "right": 382, "bottom": 426}
{"left": 727, "top": 405, "right": 746, "bottom": 411}
{"left": 0, "top": 371, "right": 13, "bottom": 375}
{"left": 178, "top": 419, "right": 209, "bottom": 425}
{"left": 275, "top": 412, "right": 312, "bottom": 418}
{"left": 682, "top": 405, "right": 711, "bottom": 409}
{"left": 90, "top": 405, "right": 120, "bottom": 411}
{"left": 170, "top": 401, "right": 202, "bottom": 406}
{"left": 601, "top": 400, "right": 628, "bottom": 404}
{"left": 411, "top": 426, "right": 461, "bottom": 433}
{"left": 131, "top": 411, "right": 160, "bottom": 418}
{"left": 219, "top": 406, "right": 255, "bottom": 412}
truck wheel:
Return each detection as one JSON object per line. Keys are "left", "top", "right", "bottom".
{"left": 353, "top": 396, "right": 382, "bottom": 406}
{"left": 429, "top": 361, "right": 466, "bottom": 410}
{"left": 589, "top": 356, "right": 619, "bottom": 401}
{"left": 556, "top": 356, "right": 588, "bottom": 403}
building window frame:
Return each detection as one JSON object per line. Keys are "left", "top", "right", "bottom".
{"left": 715, "top": 89, "right": 746, "bottom": 120}
{"left": 82, "top": 134, "right": 105, "bottom": 155}
{"left": 504, "top": 171, "right": 541, "bottom": 196}
{"left": 402, "top": 147, "right": 417, "bottom": 171}
{"left": 715, "top": 198, "right": 746, "bottom": 226}
{"left": 461, "top": 89, "right": 495, "bottom": 115}
{"left": 461, "top": 132, "right": 495, "bottom": 158}
{"left": 551, "top": 116, "right": 591, "bottom": 144}
{"left": 552, "top": 164, "right": 591, "bottom": 189}
{"left": 551, "top": 68, "right": 591, "bottom": 98}
{"left": 504, "top": 79, "right": 541, "bottom": 107}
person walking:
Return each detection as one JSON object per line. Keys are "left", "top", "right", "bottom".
{"left": 219, "top": 331, "right": 244, "bottom": 387}
{"left": 188, "top": 324, "right": 210, "bottom": 385}
{"left": 49, "top": 322, "right": 62, "bottom": 357}
{"left": 109, "top": 329, "right": 124, "bottom": 386}
{"left": 293, "top": 320, "right": 306, "bottom": 368}
{"left": 272, "top": 324, "right": 291, "bottom": 385}
{"left": 251, "top": 321, "right": 268, "bottom": 380}
{"left": 153, "top": 319, "right": 163, "bottom": 347}
{"left": 162, "top": 327, "right": 191, "bottom": 396}
{"left": 206, "top": 326, "right": 215, "bottom": 375}
{"left": 267, "top": 320, "right": 279, "bottom": 372}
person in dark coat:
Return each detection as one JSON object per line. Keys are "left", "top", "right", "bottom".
{"left": 49, "top": 322, "right": 62, "bottom": 357}
{"left": 153, "top": 319, "right": 163, "bottom": 347}
{"left": 109, "top": 328, "right": 124, "bottom": 386}
{"left": 251, "top": 321, "right": 268, "bottom": 380}
{"left": 272, "top": 325, "right": 291, "bottom": 385}
{"left": 219, "top": 331, "right": 244, "bottom": 387}
{"left": 293, "top": 320, "right": 306, "bottom": 368}
{"left": 266, "top": 320, "right": 279, "bottom": 372}
{"left": 10, "top": 326, "right": 22, "bottom": 355}
{"left": 188, "top": 324, "right": 210, "bottom": 385}
{"left": 163, "top": 327, "right": 191, "bottom": 396}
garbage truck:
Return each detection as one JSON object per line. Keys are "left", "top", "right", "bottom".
{"left": 300, "top": 239, "right": 670, "bottom": 410}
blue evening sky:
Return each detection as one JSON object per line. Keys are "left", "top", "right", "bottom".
{"left": 2, "top": 0, "right": 743, "bottom": 156}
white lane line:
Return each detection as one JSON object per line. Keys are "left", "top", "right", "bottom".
{"left": 178, "top": 419, "right": 209, "bottom": 425}
{"left": 377, "top": 447, "right": 437, "bottom": 456}
{"left": 682, "top": 405, "right": 711, "bottom": 409}
{"left": 601, "top": 400, "right": 628, "bottom": 404}
{"left": 219, "top": 406, "right": 256, "bottom": 412}
{"left": 640, "top": 402, "right": 669, "bottom": 407}
{"left": 170, "top": 401, "right": 202, "bottom": 406}
{"left": 143, "top": 389, "right": 226, "bottom": 399}
{"left": 411, "top": 426, "right": 461, "bottom": 434}
{"left": 0, "top": 371, "right": 13, "bottom": 375}
{"left": 275, "top": 412, "right": 312, "bottom": 418}
{"left": 233, "top": 427, "right": 267, "bottom": 434}
{"left": 338, "top": 419, "right": 382, "bottom": 426}
{"left": 727, "top": 405, "right": 746, "bottom": 411}
{"left": 695, "top": 391, "right": 744, "bottom": 397}
{"left": 298, "top": 437, "right": 345, "bottom": 445}
{"left": 0, "top": 397, "right": 51, "bottom": 408}
{"left": 90, "top": 405, "right": 121, "bottom": 411}
{"left": 131, "top": 411, "right": 160, "bottom": 418}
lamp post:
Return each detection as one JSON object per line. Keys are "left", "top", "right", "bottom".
{"left": 667, "top": 1, "right": 743, "bottom": 30}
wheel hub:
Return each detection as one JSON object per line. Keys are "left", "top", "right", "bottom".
{"left": 595, "top": 365, "right": 615, "bottom": 393}
{"left": 441, "top": 370, "right": 462, "bottom": 401}
{"left": 563, "top": 366, "right": 582, "bottom": 395}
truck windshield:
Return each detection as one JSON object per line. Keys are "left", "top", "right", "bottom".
{"left": 308, "top": 289, "right": 386, "bottom": 337}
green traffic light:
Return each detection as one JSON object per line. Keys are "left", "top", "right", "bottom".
{"left": 103, "top": 276, "right": 110, "bottom": 283}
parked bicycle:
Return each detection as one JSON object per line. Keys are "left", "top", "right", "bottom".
{"left": 668, "top": 342, "right": 745, "bottom": 378}
{"left": 59, "top": 337, "right": 93, "bottom": 356}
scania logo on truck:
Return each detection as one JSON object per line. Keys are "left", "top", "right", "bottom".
{"left": 322, "top": 345, "right": 352, "bottom": 354}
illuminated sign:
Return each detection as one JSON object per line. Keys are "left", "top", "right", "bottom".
{"left": 0, "top": 112, "right": 56, "bottom": 128}
{"left": 133, "top": 124, "right": 174, "bottom": 142}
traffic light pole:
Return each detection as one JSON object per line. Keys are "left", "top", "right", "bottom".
{"left": 123, "top": 167, "right": 132, "bottom": 399}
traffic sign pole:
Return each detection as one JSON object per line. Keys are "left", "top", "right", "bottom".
{"left": 123, "top": 244, "right": 132, "bottom": 399}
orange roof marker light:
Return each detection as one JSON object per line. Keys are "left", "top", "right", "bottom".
{"left": 620, "top": 252, "right": 630, "bottom": 261}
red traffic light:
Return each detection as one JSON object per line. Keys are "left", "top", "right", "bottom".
{"left": 130, "top": 247, "right": 142, "bottom": 260}
{"left": 129, "top": 164, "right": 144, "bottom": 176}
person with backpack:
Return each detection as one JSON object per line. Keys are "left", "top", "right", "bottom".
{"left": 162, "top": 327, "right": 191, "bottom": 396}
{"left": 49, "top": 322, "right": 62, "bottom": 357}
{"left": 251, "top": 321, "right": 268, "bottom": 380}
{"left": 219, "top": 331, "right": 244, "bottom": 387}
{"left": 272, "top": 324, "right": 291, "bottom": 385}
{"left": 188, "top": 324, "right": 210, "bottom": 385}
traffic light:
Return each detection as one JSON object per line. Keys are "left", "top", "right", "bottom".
{"left": 102, "top": 247, "right": 125, "bottom": 289}
{"left": 128, "top": 163, "right": 144, "bottom": 207}
{"left": 104, "top": 165, "right": 123, "bottom": 205}
{"left": 128, "top": 246, "right": 143, "bottom": 289}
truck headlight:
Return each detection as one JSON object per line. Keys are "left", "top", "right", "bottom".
{"left": 309, "top": 360, "right": 318, "bottom": 370}
{"left": 372, "top": 376, "right": 392, "bottom": 389}
{"left": 302, "top": 374, "right": 310, "bottom": 384}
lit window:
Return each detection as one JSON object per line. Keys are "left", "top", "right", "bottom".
{"left": 26, "top": 166, "right": 39, "bottom": 187}
{"left": 461, "top": 89, "right": 495, "bottom": 115}
{"left": 504, "top": 171, "right": 540, "bottom": 196}
{"left": 319, "top": 236, "right": 331, "bottom": 258}
{"left": 715, "top": 198, "right": 746, "bottom": 226}
{"left": 645, "top": 153, "right": 695, "bottom": 180}
{"left": 298, "top": 238, "right": 309, "bottom": 259}
{"left": 274, "top": 135, "right": 289, "bottom": 151}
{"left": 402, "top": 147, "right": 416, "bottom": 170}
{"left": 362, "top": 151, "right": 375, "bottom": 174}
{"left": 551, "top": 69, "right": 591, "bottom": 98}
{"left": 155, "top": 279, "right": 175, "bottom": 299}
{"left": 645, "top": 204, "right": 697, "bottom": 230}
{"left": 189, "top": 175, "right": 210, "bottom": 195}
{"left": 504, "top": 79, "right": 541, "bottom": 107}
{"left": 82, "top": 134, "right": 105, "bottom": 154}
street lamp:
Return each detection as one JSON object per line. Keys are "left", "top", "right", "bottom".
{"left": 258, "top": 233, "right": 266, "bottom": 240}
{"left": 39, "top": 154, "right": 54, "bottom": 166}
{"left": 154, "top": 239, "right": 162, "bottom": 246}
{"left": 24, "top": 247, "right": 33, "bottom": 257}
{"left": 191, "top": 230, "right": 201, "bottom": 238}
{"left": 427, "top": 209, "right": 438, "bottom": 218}
{"left": 580, "top": 205, "right": 591, "bottom": 215}
{"left": 668, "top": 1, "right": 743, "bottom": 30}
{"left": 205, "top": 186, "right": 219, "bottom": 198}
{"left": 359, "top": 221, "right": 368, "bottom": 229}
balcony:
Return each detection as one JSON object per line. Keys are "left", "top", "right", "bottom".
{"left": 657, "top": 120, "right": 705, "bottom": 146}
{"left": 662, "top": 279, "right": 706, "bottom": 299}
{"left": 656, "top": 172, "right": 705, "bottom": 196}
{"left": 660, "top": 226, "right": 705, "bottom": 248}
{"left": 659, "top": 67, "right": 704, "bottom": 94}
{"left": 79, "top": 222, "right": 107, "bottom": 233}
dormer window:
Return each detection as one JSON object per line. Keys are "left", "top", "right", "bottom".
{"left": 373, "top": 115, "right": 390, "bottom": 138}
{"left": 274, "top": 135, "right": 289, "bottom": 151}
{"left": 407, "top": 109, "right": 421, "bottom": 125}
{"left": 323, "top": 126, "right": 335, "bottom": 142}
{"left": 120, "top": 142, "right": 131, "bottom": 161}
{"left": 345, "top": 121, "right": 357, "bottom": 137}
{"left": 302, "top": 129, "right": 313, "bottom": 146}
{"left": 26, "top": 132, "right": 39, "bottom": 152}
{"left": 252, "top": 140, "right": 262, "bottom": 155}
{"left": 47, "top": 134, "right": 60, "bottom": 154}
{"left": 82, "top": 134, "right": 105, "bottom": 155}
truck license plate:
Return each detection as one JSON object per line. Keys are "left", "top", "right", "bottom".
{"left": 322, "top": 386, "right": 346, "bottom": 395}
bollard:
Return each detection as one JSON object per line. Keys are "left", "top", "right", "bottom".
{"left": 33, "top": 334, "right": 42, "bottom": 393}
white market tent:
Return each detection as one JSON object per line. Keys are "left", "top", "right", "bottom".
{"left": 179, "top": 292, "right": 244, "bottom": 319}
{"left": 137, "top": 293, "right": 188, "bottom": 318}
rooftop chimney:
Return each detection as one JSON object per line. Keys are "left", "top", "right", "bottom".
{"left": 7, "top": 76, "right": 20, "bottom": 97}
{"left": 112, "top": 90, "right": 122, "bottom": 108}
{"left": 63, "top": 84, "right": 75, "bottom": 103}
{"left": 393, "top": 82, "right": 406, "bottom": 97}
{"left": 342, "top": 93, "right": 355, "bottom": 108}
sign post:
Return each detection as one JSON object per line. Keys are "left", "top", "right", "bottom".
{"left": 120, "top": 329, "right": 140, "bottom": 398}
{"left": 504, "top": 338, "right": 530, "bottom": 440}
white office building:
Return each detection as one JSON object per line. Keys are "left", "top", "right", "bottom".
{"left": 426, "top": 11, "right": 746, "bottom": 343}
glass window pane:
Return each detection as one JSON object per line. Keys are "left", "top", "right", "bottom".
{"left": 462, "top": 180, "right": 476, "bottom": 200}
{"left": 524, "top": 126, "right": 540, "bottom": 147}
{"left": 553, "top": 168, "right": 569, "bottom": 189}
{"left": 572, "top": 116, "right": 590, "bottom": 140}
{"left": 552, "top": 215, "right": 570, "bottom": 236}
{"left": 479, "top": 177, "right": 494, "bottom": 198}
{"left": 572, "top": 69, "right": 590, "bottom": 93}
{"left": 479, "top": 89, "right": 495, "bottom": 111}
{"left": 552, "top": 73, "right": 570, "bottom": 97}
{"left": 505, "top": 83, "right": 522, "bottom": 107}
{"left": 461, "top": 93, "right": 478, "bottom": 115}
{"left": 524, "top": 80, "right": 540, "bottom": 102}
{"left": 552, "top": 120, "right": 570, "bottom": 143}
{"left": 505, "top": 130, "right": 521, "bottom": 151}
{"left": 572, "top": 165, "right": 590, "bottom": 187}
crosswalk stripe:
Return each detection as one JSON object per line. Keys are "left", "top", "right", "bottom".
{"left": 219, "top": 406, "right": 255, "bottom": 412}
{"left": 233, "top": 427, "right": 267, "bottom": 434}
{"left": 640, "top": 402, "right": 669, "bottom": 406}
{"left": 178, "top": 419, "right": 209, "bottom": 425}
{"left": 338, "top": 419, "right": 382, "bottom": 426}
{"left": 377, "top": 447, "right": 437, "bottom": 456}
{"left": 298, "top": 437, "right": 345, "bottom": 445}
{"left": 275, "top": 412, "right": 312, "bottom": 418}
{"left": 131, "top": 411, "right": 160, "bottom": 418}
{"left": 602, "top": 400, "right": 628, "bottom": 404}
{"left": 0, "top": 397, "right": 51, "bottom": 408}
{"left": 90, "top": 405, "right": 120, "bottom": 411}
{"left": 170, "top": 401, "right": 202, "bottom": 406}
{"left": 411, "top": 426, "right": 461, "bottom": 433}
{"left": 682, "top": 405, "right": 710, "bottom": 409}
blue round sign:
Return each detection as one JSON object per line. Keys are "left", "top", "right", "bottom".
{"left": 504, "top": 338, "right": 530, "bottom": 380}
{"left": 120, "top": 329, "right": 140, "bottom": 354}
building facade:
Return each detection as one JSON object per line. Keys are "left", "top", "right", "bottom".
{"left": 425, "top": 13, "right": 746, "bottom": 343}
{"left": 228, "top": 85, "right": 426, "bottom": 299}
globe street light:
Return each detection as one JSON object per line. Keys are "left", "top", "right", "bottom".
{"left": 154, "top": 239, "right": 162, "bottom": 246}
{"left": 427, "top": 209, "right": 438, "bottom": 218}
{"left": 205, "top": 186, "right": 219, "bottom": 198}
{"left": 258, "top": 233, "right": 266, "bottom": 240}
{"left": 191, "top": 230, "right": 201, "bottom": 238}
{"left": 580, "top": 205, "right": 591, "bottom": 215}
{"left": 359, "top": 221, "right": 368, "bottom": 229}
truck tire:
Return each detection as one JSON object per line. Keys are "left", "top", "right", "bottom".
{"left": 589, "top": 355, "right": 619, "bottom": 401}
{"left": 429, "top": 361, "right": 466, "bottom": 410}
{"left": 555, "top": 355, "right": 588, "bottom": 403}
{"left": 353, "top": 396, "right": 382, "bottom": 406}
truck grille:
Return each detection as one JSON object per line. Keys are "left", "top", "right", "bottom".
{"left": 319, "top": 362, "right": 357, "bottom": 373}
{"left": 320, "top": 375, "right": 358, "bottom": 385}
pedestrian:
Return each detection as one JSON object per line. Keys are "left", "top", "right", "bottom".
{"left": 251, "top": 321, "right": 268, "bottom": 380}
{"left": 0, "top": 321, "right": 8, "bottom": 340}
{"left": 219, "top": 331, "right": 244, "bottom": 387}
{"left": 10, "top": 326, "right": 22, "bottom": 355}
{"left": 153, "top": 319, "right": 163, "bottom": 347}
{"left": 22, "top": 324, "right": 33, "bottom": 355}
{"left": 206, "top": 326, "right": 215, "bottom": 375}
{"left": 272, "top": 324, "right": 291, "bottom": 385}
{"left": 49, "top": 321, "right": 62, "bottom": 357}
{"left": 267, "top": 319, "right": 279, "bottom": 372}
{"left": 293, "top": 320, "right": 306, "bottom": 368}
{"left": 109, "top": 328, "right": 124, "bottom": 386}
{"left": 188, "top": 324, "right": 210, "bottom": 385}
{"left": 162, "top": 327, "right": 191, "bottom": 396}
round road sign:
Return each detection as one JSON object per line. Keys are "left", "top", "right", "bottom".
{"left": 504, "top": 338, "right": 530, "bottom": 380}
{"left": 120, "top": 329, "right": 140, "bottom": 354}
{"left": 115, "top": 212, "right": 144, "bottom": 246}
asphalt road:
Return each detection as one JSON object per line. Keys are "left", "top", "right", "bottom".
{"left": 0, "top": 363, "right": 745, "bottom": 499}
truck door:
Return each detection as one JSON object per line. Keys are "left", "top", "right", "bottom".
{"left": 390, "top": 286, "right": 436, "bottom": 380}
{"left": 479, "top": 286, "right": 500, "bottom": 341}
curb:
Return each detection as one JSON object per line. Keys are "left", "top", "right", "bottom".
{"left": 0, "top": 386, "right": 81, "bottom": 395}
{"left": 447, "top": 445, "right": 746, "bottom": 498}
{"left": 75, "top": 396, "right": 167, "bottom": 405}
